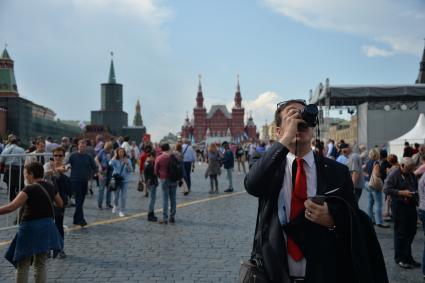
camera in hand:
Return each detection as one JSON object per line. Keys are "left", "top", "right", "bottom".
{"left": 298, "top": 104, "right": 319, "bottom": 130}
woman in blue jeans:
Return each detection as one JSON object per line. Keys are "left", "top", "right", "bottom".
{"left": 109, "top": 148, "right": 132, "bottom": 217}
{"left": 365, "top": 148, "right": 389, "bottom": 228}
{"left": 418, "top": 161, "right": 425, "bottom": 279}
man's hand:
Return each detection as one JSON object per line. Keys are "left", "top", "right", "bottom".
{"left": 278, "top": 108, "right": 304, "bottom": 148}
{"left": 398, "top": 190, "right": 414, "bottom": 198}
{"left": 304, "top": 199, "right": 335, "bottom": 229}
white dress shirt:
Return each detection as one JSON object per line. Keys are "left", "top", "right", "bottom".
{"left": 278, "top": 150, "right": 317, "bottom": 277}
{"left": 326, "top": 142, "right": 334, "bottom": 157}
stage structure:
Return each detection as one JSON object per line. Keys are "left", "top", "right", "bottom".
{"left": 309, "top": 80, "right": 425, "bottom": 150}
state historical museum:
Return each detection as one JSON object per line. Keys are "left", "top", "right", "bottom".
{"left": 181, "top": 76, "right": 257, "bottom": 143}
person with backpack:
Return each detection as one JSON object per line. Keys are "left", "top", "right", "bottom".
{"left": 154, "top": 143, "right": 182, "bottom": 224}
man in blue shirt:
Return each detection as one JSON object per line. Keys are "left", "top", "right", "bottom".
{"left": 336, "top": 144, "right": 350, "bottom": 166}
{"left": 67, "top": 139, "right": 97, "bottom": 226}
{"left": 0, "top": 135, "right": 26, "bottom": 201}
{"left": 182, "top": 140, "right": 196, "bottom": 194}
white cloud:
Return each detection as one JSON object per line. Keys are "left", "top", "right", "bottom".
{"left": 362, "top": 45, "right": 393, "bottom": 57}
{"left": 226, "top": 91, "right": 283, "bottom": 126}
{"left": 71, "top": 0, "right": 172, "bottom": 27}
{"left": 263, "top": 0, "right": 425, "bottom": 56}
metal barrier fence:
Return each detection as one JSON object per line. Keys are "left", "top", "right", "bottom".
{"left": 0, "top": 152, "right": 52, "bottom": 230}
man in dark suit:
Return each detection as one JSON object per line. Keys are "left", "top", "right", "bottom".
{"left": 245, "top": 99, "right": 388, "bottom": 283}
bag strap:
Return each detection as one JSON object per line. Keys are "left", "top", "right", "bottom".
{"left": 118, "top": 161, "right": 126, "bottom": 175}
{"left": 183, "top": 145, "right": 189, "bottom": 156}
{"left": 250, "top": 198, "right": 262, "bottom": 259}
{"left": 36, "top": 183, "right": 55, "bottom": 219}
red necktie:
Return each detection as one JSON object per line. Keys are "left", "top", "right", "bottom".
{"left": 287, "top": 158, "right": 307, "bottom": 261}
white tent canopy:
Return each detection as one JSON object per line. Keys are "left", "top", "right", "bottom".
{"left": 388, "top": 113, "right": 425, "bottom": 158}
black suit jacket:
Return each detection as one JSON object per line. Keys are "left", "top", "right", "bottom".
{"left": 244, "top": 142, "right": 388, "bottom": 283}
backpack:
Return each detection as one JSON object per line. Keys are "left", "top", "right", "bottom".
{"left": 168, "top": 154, "right": 183, "bottom": 182}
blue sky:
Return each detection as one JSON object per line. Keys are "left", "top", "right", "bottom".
{"left": 1, "top": 0, "right": 424, "bottom": 140}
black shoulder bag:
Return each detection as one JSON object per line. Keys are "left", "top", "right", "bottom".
{"left": 110, "top": 163, "right": 125, "bottom": 191}
{"left": 238, "top": 198, "right": 269, "bottom": 283}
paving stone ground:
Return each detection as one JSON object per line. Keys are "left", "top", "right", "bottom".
{"left": 0, "top": 162, "right": 423, "bottom": 282}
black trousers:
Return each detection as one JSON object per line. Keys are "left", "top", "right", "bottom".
{"left": 183, "top": 162, "right": 192, "bottom": 191}
{"left": 54, "top": 207, "right": 65, "bottom": 241}
{"left": 392, "top": 200, "right": 417, "bottom": 263}
{"left": 71, "top": 181, "right": 88, "bottom": 225}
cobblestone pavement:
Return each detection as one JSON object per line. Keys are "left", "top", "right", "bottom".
{"left": 0, "top": 162, "right": 424, "bottom": 282}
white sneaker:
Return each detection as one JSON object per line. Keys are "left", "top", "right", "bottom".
{"left": 112, "top": 206, "right": 117, "bottom": 213}
{"left": 118, "top": 212, "right": 125, "bottom": 217}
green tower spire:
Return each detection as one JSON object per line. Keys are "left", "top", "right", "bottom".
{"left": 1, "top": 48, "right": 11, "bottom": 60}
{"left": 0, "top": 46, "right": 18, "bottom": 94}
{"left": 108, "top": 51, "right": 116, "bottom": 84}
{"left": 133, "top": 99, "right": 143, "bottom": 127}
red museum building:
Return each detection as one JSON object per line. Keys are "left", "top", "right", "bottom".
{"left": 181, "top": 75, "right": 257, "bottom": 144}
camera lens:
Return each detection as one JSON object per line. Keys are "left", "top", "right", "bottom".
{"left": 299, "top": 104, "right": 318, "bottom": 128}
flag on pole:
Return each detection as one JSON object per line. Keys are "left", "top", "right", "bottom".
{"left": 78, "top": 120, "right": 86, "bottom": 130}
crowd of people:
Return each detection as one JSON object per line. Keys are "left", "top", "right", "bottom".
{"left": 315, "top": 138, "right": 425, "bottom": 275}
{"left": 0, "top": 132, "right": 263, "bottom": 282}
{"left": 0, "top": 128, "right": 424, "bottom": 281}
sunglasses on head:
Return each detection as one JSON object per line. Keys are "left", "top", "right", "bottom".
{"left": 276, "top": 99, "right": 306, "bottom": 110}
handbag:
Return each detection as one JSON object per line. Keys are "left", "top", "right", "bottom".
{"left": 238, "top": 199, "right": 269, "bottom": 283}
{"left": 110, "top": 163, "right": 125, "bottom": 191}
{"left": 368, "top": 162, "right": 383, "bottom": 191}
{"left": 368, "top": 174, "right": 383, "bottom": 191}
{"left": 137, "top": 179, "right": 146, "bottom": 192}
{"left": 239, "top": 260, "right": 268, "bottom": 283}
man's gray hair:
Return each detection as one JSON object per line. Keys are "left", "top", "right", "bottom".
{"left": 400, "top": 157, "right": 415, "bottom": 167}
